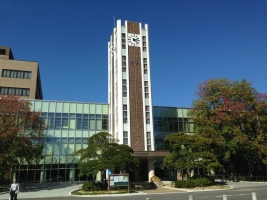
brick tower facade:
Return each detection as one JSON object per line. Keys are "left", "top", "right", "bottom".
{"left": 108, "top": 20, "right": 154, "bottom": 152}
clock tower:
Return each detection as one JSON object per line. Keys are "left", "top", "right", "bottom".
{"left": 108, "top": 20, "right": 154, "bottom": 153}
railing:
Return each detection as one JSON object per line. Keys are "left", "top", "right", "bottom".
{"left": 0, "top": 185, "right": 10, "bottom": 194}
{"left": 209, "top": 175, "right": 267, "bottom": 183}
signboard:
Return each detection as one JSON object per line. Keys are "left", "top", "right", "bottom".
{"left": 134, "top": 152, "right": 149, "bottom": 156}
{"left": 109, "top": 175, "right": 128, "bottom": 186}
{"left": 108, "top": 174, "right": 129, "bottom": 194}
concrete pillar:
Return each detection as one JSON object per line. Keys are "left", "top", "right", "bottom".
{"left": 69, "top": 169, "right": 75, "bottom": 182}
{"left": 177, "top": 170, "right": 183, "bottom": 180}
{"left": 40, "top": 167, "right": 46, "bottom": 183}
{"left": 148, "top": 159, "right": 155, "bottom": 181}
{"left": 96, "top": 171, "right": 101, "bottom": 181}
{"left": 223, "top": 195, "right": 227, "bottom": 200}
{"left": 210, "top": 169, "right": 215, "bottom": 175}
{"left": 12, "top": 171, "right": 16, "bottom": 180}
{"left": 190, "top": 169, "right": 194, "bottom": 177}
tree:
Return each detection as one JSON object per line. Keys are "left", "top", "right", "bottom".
{"left": 163, "top": 132, "right": 221, "bottom": 179}
{"left": 76, "top": 132, "right": 139, "bottom": 182}
{"left": 0, "top": 95, "right": 46, "bottom": 180}
{"left": 189, "top": 78, "right": 267, "bottom": 175}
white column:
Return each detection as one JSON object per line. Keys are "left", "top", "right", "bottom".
{"left": 12, "top": 171, "right": 16, "bottom": 180}
{"left": 69, "top": 169, "right": 75, "bottom": 182}
{"left": 96, "top": 171, "right": 101, "bottom": 181}
{"left": 190, "top": 169, "right": 194, "bottom": 177}
{"left": 148, "top": 159, "right": 155, "bottom": 181}
{"left": 40, "top": 167, "right": 46, "bottom": 183}
{"left": 210, "top": 169, "right": 215, "bottom": 175}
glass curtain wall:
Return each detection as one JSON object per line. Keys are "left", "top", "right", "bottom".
{"left": 15, "top": 100, "right": 108, "bottom": 183}
{"left": 153, "top": 106, "right": 194, "bottom": 180}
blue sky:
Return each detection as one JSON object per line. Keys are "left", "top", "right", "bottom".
{"left": 1, "top": 0, "right": 266, "bottom": 107}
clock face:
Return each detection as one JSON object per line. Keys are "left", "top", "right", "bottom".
{"left": 128, "top": 34, "right": 141, "bottom": 46}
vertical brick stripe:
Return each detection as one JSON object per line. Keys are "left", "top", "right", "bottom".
{"left": 127, "top": 22, "right": 140, "bottom": 34}
{"left": 128, "top": 45, "right": 144, "bottom": 151}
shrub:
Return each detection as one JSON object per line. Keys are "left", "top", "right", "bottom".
{"left": 82, "top": 181, "right": 102, "bottom": 191}
{"left": 173, "top": 175, "right": 215, "bottom": 188}
{"left": 188, "top": 174, "right": 215, "bottom": 187}
{"left": 185, "top": 179, "right": 195, "bottom": 188}
{"left": 174, "top": 180, "right": 187, "bottom": 188}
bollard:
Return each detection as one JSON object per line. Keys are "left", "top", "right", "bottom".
{"left": 252, "top": 192, "right": 257, "bottom": 200}
{"left": 146, "top": 198, "right": 150, "bottom": 200}
{"left": 189, "top": 195, "right": 194, "bottom": 200}
{"left": 222, "top": 195, "right": 227, "bottom": 200}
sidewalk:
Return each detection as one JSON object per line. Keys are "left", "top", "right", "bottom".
{"left": 0, "top": 181, "right": 266, "bottom": 199}
{"left": 0, "top": 183, "right": 83, "bottom": 199}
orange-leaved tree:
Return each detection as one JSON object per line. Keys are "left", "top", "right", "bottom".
{"left": 0, "top": 95, "right": 46, "bottom": 180}
{"left": 189, "top": 78, "right": 267, "bottom": 176}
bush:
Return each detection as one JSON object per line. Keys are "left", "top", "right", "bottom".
{"left": 174, "top": 180, "right": 187, "bottom": 188}
{"left": 189, "top": 174, "right": 215, "bottom": 187}
{"left": 173, "top": 175, "right": 215, "bottom": 188}
{"left": 82, "top": 181, "right": 102, "bottom": 191}
{"left": 185, "top": 179, "right": 195, "bottom": 188}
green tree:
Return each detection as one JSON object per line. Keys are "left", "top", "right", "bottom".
{"left": 163, "top": 132, "right": 221, "bottom": 179}
{"left": 0, "top": 95, "right": 46, "bottom": 180}
{"left": 189, "top": 78, "right": 267, "bottom": 175}
{"left": 76, "top": 132, "right": 139, "bottom": 182}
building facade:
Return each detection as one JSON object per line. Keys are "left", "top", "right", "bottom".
{"left": 0, "top": 46, "right": 43, "bottom": 100}
{"left": 16, "top": 101, "right": 192, "bottom": 182}
{"left": 16, "top": 100, "right": 109, "bottom": 182}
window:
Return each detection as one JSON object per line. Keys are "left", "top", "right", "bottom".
{"left": 0, "top": 87, "right": 30, "bottom": 96}
{"left": 0, "top": 49, "right": 6, "bottom": 55}
{"left": 123, "top": 104, "right": 127, "bottom": 123}
{"left": 82, "top": 119, "right": 89, "bottom": 129}
{"left": 102, "top": 118, "right": 108, "bottom": 130}
{"left": 142, "top": 36, "right": 147, "bottom": 51}
{"left": 147, "top": 132, "right": 151, "bottom": 151}
{"left": 143, "top": 58, "right": 147, "bottom": 74}
{"left": 122, "top": 33, "right": 126, "bottom": 49}
{"left": 62, "top": 118, "right": 69, "bottom": 129}
{"left": 123, "top": 131, "right": 128, "bottom": 145}
{"left": 122, "top": 56, "right": 126, "bottom": 72}
{"left": 2, "top": 69, "right": 31, "bottom": 79}
{"left": 145, "top": 106, "right": 150, "bottom": 124}
{"left": 144, "top": 81, "right": 149, "bottom": 99}
{"left": 122, "top": 79, "right": 127, "bottom": 97}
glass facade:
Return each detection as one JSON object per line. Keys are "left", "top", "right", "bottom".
{"left": 153, "top": 106, "right": 194, "bottom": 151}
{"left": 13, "top": 101, "right": 193, "bottom": 182}
{"left": 153, "top": 106, "right": 194, "bottom": 180}
{"left": 15, "top": 100, "right": 109, "bottom": 183}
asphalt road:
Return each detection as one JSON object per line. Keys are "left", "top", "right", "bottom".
{"left": 16, "top": 183, "right": 267, "bottom": 200}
